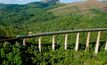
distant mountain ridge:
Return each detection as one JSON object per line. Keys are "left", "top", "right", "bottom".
{"left": 0, "top": 1, "right": 107, "bottom": 15}
{"left": 0, "top": 2, "right": 62, "bottom": 10}
{"left": 0, "top": 3, "right": 6, "bottom": 9}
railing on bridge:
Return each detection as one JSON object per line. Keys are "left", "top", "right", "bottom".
{"left": 0, "top": 28, "right": 107, "bottom": 54}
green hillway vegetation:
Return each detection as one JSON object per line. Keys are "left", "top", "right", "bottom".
{"left": 0, "top": 2, "right": 107, "bottom": 65}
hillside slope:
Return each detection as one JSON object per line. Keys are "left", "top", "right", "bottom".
{"left": 48, "top": 1, "right": 107, "bottom": 16}
{"left": 0, "top": 1, "right": 107, "bottom": 37}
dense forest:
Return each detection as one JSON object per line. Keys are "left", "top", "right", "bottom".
{"left": 0, "top": 1, "right": 107, "bottom": 65}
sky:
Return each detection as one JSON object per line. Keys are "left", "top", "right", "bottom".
{"left": 0, "top": 0, "right": 82, "bottom": 4}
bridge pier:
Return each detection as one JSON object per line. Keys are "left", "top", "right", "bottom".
{"left": 85, "top": 32, "right": 91, "bottom": 51}
{"left": 75, "top": 32, "right": 80, "bottom": 51}
{"left": 39, "top": 37, "right": 41, "bottom": 52}
{"left": 52, "top": 35, "right": 55, "bottom": 50}
{"left": 95, "top": 31, "right": 101, "bottom": 54}
{"left": 23, "top": 39, "right": 26, "bottom": 46}
{"left": 64, "top": 34, "right": 68, "bottom": 50}
{"left": 105, "top": 40, "right": 107, "bottom": 50}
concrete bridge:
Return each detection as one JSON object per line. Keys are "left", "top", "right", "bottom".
{"left": 0, "top": 28, "right": 107, "bottom": 54}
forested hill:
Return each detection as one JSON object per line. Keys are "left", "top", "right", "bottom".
{"left": 0, "top": 1, "right": 107, "bottom": 37}
{"left": 0, "top": 2, "right": 62, "bottom": 9}
{"left": 0, "top": 2, "right": 59, "bottom": 37}
{"left": 1, "top": 1, "right": 107, "bottom": 65}
{"left": 0, "top": 3, "right": 6, "bottom": 9}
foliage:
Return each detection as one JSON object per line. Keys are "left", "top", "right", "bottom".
{"left": 0, "top": 42, "right": 107, "bottom": 65}
{"left": 0, "top": 2, "right": 107, "bottom": 65}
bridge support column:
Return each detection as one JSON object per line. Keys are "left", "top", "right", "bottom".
{"left": 95, "top": 31, "right": 101, "bottom": 54}
{"left": 75, "top": 32, "right": 80, "bottom": 51}
{"left": 65, "top": 34, "right": 68, "bottom": 50}
{"left": 105, "top": 40, "right": 107, "bottom": 50}
{"left": 85, "top": 32, "right": 91, "bottom": 51}
{"left": 39, "top": 37, "right": 41, "bottom": 52}
{"left": 23, "top": 39, "right": 26, "bottom": 46}
{"left": 52, "top": 35, "right": 55, "bottom": 50}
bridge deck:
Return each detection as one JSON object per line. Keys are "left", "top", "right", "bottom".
{"left": 0, "top": 28, "right": 107, "bottom": 42}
